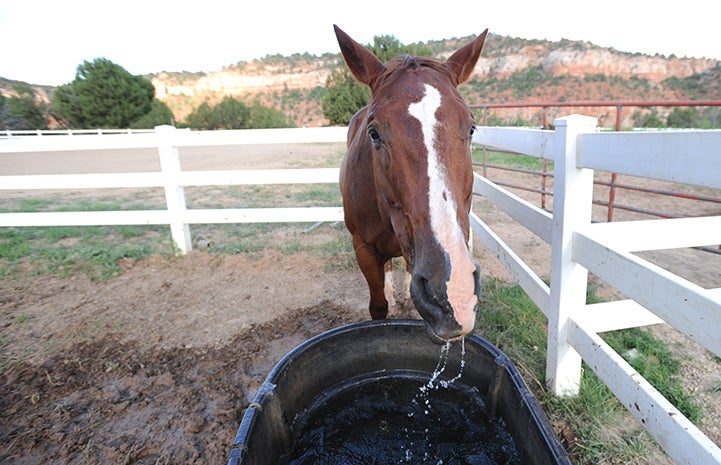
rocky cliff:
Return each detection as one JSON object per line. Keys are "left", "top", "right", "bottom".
{"left": 481, "top": 45, "right": 715, "bottom": 82}
{"left": 150, "top": 34, "right": 720, "bottom": 128}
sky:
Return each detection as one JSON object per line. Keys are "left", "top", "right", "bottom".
{"left": 1, "top": 0, "right": 719, "bottom": 87}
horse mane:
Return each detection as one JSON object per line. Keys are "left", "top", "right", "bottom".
{"left": 374, "top": 55, "right": 452, "bottom": 90}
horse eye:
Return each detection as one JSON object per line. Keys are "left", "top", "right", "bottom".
{"left": 368, "top": 127, "right": 382, "bottom": 149}
{"left": 469, "top": 125, "right": 477, "bottom": 139}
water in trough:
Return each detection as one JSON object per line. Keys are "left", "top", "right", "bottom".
{"left": 285, "top": 341, "right": 521, "bottom": 465}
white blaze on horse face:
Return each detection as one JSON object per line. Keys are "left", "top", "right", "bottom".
{"left": 408, "top": 84, "right": 478, "bottom": 334}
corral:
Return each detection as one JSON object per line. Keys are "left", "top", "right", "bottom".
{"left": 1, "top": 124, "right": 720, "bottom": 464}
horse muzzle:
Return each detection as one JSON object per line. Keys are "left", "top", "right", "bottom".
{"left": 410, "top": 262, "right": 481, "bottom": 343}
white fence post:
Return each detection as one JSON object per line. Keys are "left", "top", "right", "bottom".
{"left": 546, "top": 114, "right": 598, "bottom": 396}
{"left": 155, "top": 125, "right": 192, "bottom": 254}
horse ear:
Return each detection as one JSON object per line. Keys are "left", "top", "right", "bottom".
{"left": 446, "top": 29, "right": 488, "bottom": 86}
{"left": 334, "top": 24, "right": 385, "bottom": 89}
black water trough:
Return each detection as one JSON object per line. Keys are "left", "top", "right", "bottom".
{"left": 227, "top": 320, "right": 571, "bottom": 465}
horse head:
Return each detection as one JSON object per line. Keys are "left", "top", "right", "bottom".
{"left": 335, "top": 25, "right": 487, "bottom": 341}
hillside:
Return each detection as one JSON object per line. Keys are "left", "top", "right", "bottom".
{"left": 3, "top": 33, "right": 720, "bottom": 129}
{"left": 150, "top": 33, "right": 721, "bottom": 128}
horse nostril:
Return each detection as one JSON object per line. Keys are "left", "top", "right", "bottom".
{"left": 473, "top": 263, "right": 481, "bottom": 296}
{"left": 421, "top": 276, "right": 433, "bottom": 298}
{"left": 422, "top": 277, "right": 450, "bottom": 314}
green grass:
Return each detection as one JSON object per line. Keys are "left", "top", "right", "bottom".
{"left": 0, "top": 184, "right": 347, "bottom": 280}
{"left": 185, "top": 221, "right": 353, "bottom": 262}
{"left": 477, "top": 278, "right": 703, "bottom": 464}
{"left": 0, "top": 220, "right": 353, "bottom": 280}
{"left": 5, "top": 196, "right": 164, "bottom": 213}
{"left": 184, "top": 184, "right": 341, "bottom": 209}
{"left": 0, "top": 225, "right": 172, "bottom": 280}
{"left": 0, "top": 196, "right": 173, "bottom": 279}
{"left": 473, "top": 147, "right": 553, "bottom": 172}
{"left": 604, "top": 328, "right": 703, "bottom": 421}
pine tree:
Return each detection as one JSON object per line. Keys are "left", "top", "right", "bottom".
{"left": 51, "top": 58, "right": 154, "bottom": 128}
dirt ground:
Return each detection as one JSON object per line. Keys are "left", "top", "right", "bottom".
{"left": 1, "top": 142, "right": 720, "bottom": 464}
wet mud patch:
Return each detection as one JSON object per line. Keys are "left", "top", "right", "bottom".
{"left": 0, "top": 302, "right": 362, "bottom": 464}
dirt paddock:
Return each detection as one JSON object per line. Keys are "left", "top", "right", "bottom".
{"left": 1, "top": 142, "right": 720, "bottom": 464}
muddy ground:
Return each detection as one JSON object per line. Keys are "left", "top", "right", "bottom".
{"left": 1, "top": 142, "right": 720, "bottom": 464}
{"left": 1, "top": 251, "right": 373, "bottom": 464}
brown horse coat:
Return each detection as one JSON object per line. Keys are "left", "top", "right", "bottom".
{"left": 335, "top": 25, "right": 487, "bottom": 341}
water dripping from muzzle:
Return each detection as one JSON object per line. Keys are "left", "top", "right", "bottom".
{"left": 412, "top": 338, "right": 467, "bottom": 424}
{"left": 417, "top": 338, "right": 466, "bottom": 400}
{"left": 403, "top": 338, "right": 476, "bottom": 463}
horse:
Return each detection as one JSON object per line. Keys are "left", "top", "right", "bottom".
{"left": 334, "top": 25, "right": 487, "bottom": 342}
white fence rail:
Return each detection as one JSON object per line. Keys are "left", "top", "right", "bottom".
{"left": 2, "top": 128, "right": 156, "bottom": 138}
{"left": 472, "top": 115, "right": 721, "bottom": 465}
{"left": 0, "top": 126, "right": 348, "bottom": 253}
{"left": 2, "top": 121, "right": 720, "bottom": 463}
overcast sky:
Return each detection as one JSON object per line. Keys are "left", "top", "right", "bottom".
{"left": 1, "top": 0, "right": 718, "bottom": 86}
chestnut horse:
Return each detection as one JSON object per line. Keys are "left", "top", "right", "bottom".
{"left": 334, "top": 25, "right": 487, "bottom": 341}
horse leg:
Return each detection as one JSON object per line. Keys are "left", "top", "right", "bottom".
{"left": 384, "top": 260, "right": 396, "bottom": 309}
{"left": 400, "top": 259, "right": 413, "bottom": 308}
{"left": 353, "top": 238, "right": 389, "bottom": 319}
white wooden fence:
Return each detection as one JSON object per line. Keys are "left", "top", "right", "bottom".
{"left": 1, "top": 120, "right": 720, "bottom": 463}
{"left": 2, "top": 128, "right": 155, "bottom": 137}
{"left": 472, "top": 114, "right": 721, "bottom": 465}
{"left": 0, "top": 125, "right": 348, "bottom": 253}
